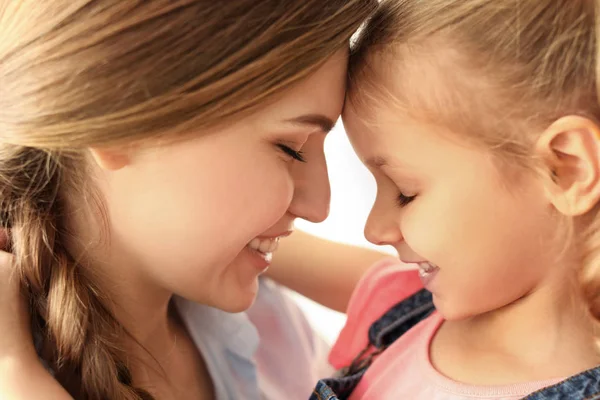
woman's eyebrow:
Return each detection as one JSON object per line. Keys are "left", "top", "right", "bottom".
{"left": 285, "top": 114, "right": 336, "bottom": 133}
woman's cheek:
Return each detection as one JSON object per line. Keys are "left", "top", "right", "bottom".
{"left": 251, "top": 167, "right": 295, "bottom": 227}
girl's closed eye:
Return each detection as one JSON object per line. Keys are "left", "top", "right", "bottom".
{"left": 277, "top": 143, "right": 306, "bottom": 163}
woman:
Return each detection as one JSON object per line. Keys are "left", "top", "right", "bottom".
{"left": 0, "top": 1, "right": 381, "bottom": 398}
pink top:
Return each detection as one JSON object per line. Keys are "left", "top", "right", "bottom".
{"left": 329, "top": 259, "right": 564, "bottom": 400}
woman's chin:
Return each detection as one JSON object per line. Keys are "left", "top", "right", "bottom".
{"left": 216, "top": 294, "right": 258, "bottom": 313}
{"left": 209, "top": 278, "right": 260, "bottom": 313}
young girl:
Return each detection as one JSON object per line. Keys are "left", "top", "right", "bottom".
{"left": 0, "top": 1, "right": 379, "bottom": 399}
{"left": 306, "top": 0, "right": 600, "bottom": 399}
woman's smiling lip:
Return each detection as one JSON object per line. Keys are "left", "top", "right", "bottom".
{"left": 256, "top": 230, "right": 294, "bottom": 240}
{"left": 244, "top": 230, "right": 294, "bottom": 273}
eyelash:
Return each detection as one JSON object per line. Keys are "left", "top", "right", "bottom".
{"left": 396, "top": 192, "right": 416, "bottom": 208}
{"left": 277, "top": 144, "right": 306, "bottom": 163}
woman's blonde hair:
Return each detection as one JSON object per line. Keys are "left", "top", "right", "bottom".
{"left": 0, "top": 1, "right": 376, "bottom": 398}
{"left": 349, "top": 0, "right": 600, "bottom": 333}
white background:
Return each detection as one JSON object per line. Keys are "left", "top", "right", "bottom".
{"left": 288, "top": 122, "right": 394, "bottom": 344}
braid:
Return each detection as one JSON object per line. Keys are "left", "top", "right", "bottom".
{"left": 0, "top": 145, "right": 153, "bottom": 399}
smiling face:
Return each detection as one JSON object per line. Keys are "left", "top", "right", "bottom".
{"left": 84, "top": 49, "right": 347, "bottom": 313}
{"left": 343, "top": 99, "right": 565, "bottom": 320}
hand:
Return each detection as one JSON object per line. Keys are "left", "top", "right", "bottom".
{"left": 0, "top": 230, "right": 35, "bottom": 358}
{"left": 0, "top": 230, "right": 73, "bottom": 399}
{"left": 267, "top": 230, "right": 389, "bottom": 312}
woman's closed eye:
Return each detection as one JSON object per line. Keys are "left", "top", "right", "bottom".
{"left": 277, "top": 143, "right": 306, "bottom": 163}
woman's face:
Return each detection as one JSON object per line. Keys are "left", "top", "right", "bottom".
{"left": 88, "top": 49, "right": 347, "bottom": 312}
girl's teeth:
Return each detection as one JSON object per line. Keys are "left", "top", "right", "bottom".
{"left": 418, "top": 262, "right": 438, "bottom": 273}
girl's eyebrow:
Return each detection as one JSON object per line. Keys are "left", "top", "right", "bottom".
{"left": 365, "top": 155, "right": 412, "bottom": 172}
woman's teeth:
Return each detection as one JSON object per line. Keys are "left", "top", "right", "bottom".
{"left": 248, "top": 237, "right": 280, "bottom": 254}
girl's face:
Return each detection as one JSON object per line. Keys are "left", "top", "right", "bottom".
{"left": 87, "top": 50, "right": 347, "bottom": 312}
{"left": 343, "top": 99, "right": 566, "bottom": 320}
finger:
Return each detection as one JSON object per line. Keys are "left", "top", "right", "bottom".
{"left": 0, "top": 229, "right": 8, "bottom": 252}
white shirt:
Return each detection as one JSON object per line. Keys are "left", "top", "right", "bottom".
{"left": 175, "top": 279, "right": 332, "bottom": 400}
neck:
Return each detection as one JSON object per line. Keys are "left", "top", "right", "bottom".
{"left": 448, "top": 271, "right": 600, "bottom": 378}
{"left": 96, "top": 252, "right": 179, "bottom": 362}
{"left": 64, "top": 188, "right": 179, "bottom": 361}
{"left": 63, "top": 194, "right": 205, "bottom": 396}
{"left": 69, "top": 231, "right": 180, "bottom": 368}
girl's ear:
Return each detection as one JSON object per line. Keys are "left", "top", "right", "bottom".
{"left": 536, "top": 116, "right": 600, "bottom": 216}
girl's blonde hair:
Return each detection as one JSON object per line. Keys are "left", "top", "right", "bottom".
{"left": 0, "top": 1, "right": 376, "bottom": 398}
{"left": 349, "top": 0, "right": 600, "bottom": 331}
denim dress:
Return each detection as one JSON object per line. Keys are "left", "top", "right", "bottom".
{"left": 310, "top": 289, "right": 600, "bottom": 400}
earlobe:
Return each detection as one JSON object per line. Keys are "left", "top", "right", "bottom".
{"left": 89, "top": 147, "right": 131, "bottom": 171}
{"left": 537, "top": 116, "right": 600, "bottom": 216}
